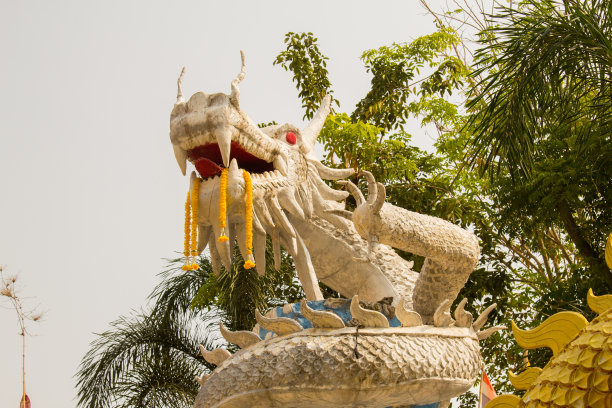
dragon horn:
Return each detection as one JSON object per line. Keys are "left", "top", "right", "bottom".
{"left": 229, "top": 50, "right": 246, "bottom": 108}
{"left": 300, "top": 95, "right": 331, "bottom": 155}
{"left": 176, "top": 66, "right": 186, "bottom": 104}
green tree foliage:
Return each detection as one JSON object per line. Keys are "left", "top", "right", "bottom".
{"left": 276, "top": 6, "right": 610, "bottom": 402}
{"left": 468, "top": 0, "right": 612, "bottom": 289}
{"left": 190, "top": 242, "right": 304, "bottom": 331}
{"left": 76, "top": 263, "right": 216, "bottom": 408}
{"left": 353, "top": 28, "right": 467, "bottom": 132}
{"left": 273, "top": 32, "right": 338, "bottom": 120}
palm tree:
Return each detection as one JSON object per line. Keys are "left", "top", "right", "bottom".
{"left": 466, "top": 0, "right": 612, "bottom": 285}
{"left": 468, "top": 0, "right": 611, "bottom": 178}
{"left": 75, "top": 263, "right": 217, "bottom": 408}
{"left": 75, "top": 247, "right": 304, "bottom": 408}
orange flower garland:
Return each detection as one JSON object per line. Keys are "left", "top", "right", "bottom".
{"left": 242, "top": 169, "right": 255, "bottom": 269}
{"left": 182, "top": 192, "right": 191, "bottom": 271}
{"left": 189, "top": 177, "right": 201, "bottom": 270}
{"left": 182, "top": 178, "right": 201, "bottom": 271}
{"left": 218, "top": 168, "right": 229, "bottom": 243}
{"left": 186, "top": 167, "right": 254, "bottom": 270}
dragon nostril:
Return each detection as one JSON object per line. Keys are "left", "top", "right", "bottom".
{"left": 285, "top": 132, "right": 297, "bottom": 145}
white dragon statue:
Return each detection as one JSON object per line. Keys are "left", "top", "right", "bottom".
{"left": 170, "top": 52, "right": 504, "bottom": 408}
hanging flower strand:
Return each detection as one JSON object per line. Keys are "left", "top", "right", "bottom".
{"left": 242, "top": 169, "right": 255, "bottom": 269}
{"left": 181, "top": 178, "right": 201, "bottom": 271}
{"left": 218, "top": 168, "right": 229, "bottom": 242}
{"left": 189, "top": 177, "right": 201, "bottom": 270}
{"left": 182, "top": 191, "right": 191, "bottom": 271}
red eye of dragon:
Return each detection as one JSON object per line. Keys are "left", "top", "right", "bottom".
{"left": 285, "top": 132, "right": 297, "bottom": 145}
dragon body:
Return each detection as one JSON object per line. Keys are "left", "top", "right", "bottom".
{"left": 170, "top": 53, "right": 500, "bottom": 408}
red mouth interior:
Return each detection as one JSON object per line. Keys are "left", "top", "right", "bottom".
{"left": 188, "top": 141, "right": 275, "bottom": 179}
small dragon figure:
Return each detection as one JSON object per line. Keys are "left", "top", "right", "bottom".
{"left": 170, "top": 52, "right": 503, "bottom": 408}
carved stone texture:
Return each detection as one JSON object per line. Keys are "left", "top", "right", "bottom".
{"left": 194, "top": 328, "right": 481, "bottom": 408}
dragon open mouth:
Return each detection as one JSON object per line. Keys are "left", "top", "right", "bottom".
{"left": 188, "top": 142, "right": 275, "bottom": 179}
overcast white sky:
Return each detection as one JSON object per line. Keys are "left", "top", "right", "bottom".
{"left": 0, "top": 1, "right": 454, "bottom": 406}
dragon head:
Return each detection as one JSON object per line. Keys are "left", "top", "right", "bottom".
{"left": 170, "top": 51, "right": 330, "bottom": 189}
{"left": 169, "top": 52, "right": 354, "bottom": 299}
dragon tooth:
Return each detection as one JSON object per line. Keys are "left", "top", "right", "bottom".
{"left": 216, "top": 127, "right": 232, "bottom": 167}
{"left": 173, "top": 145, "right": 188, "bottom": 175}
{"left": 209, "top": 230, "right": 221, "bottom": 275}
{"left": 309, "top": 159, "right": 355, "bottom": 180}
{"left": 253, "top": 231, "right": 266, "bottom": 276}
{"left": 254, "top": 202, "right": 275, "bottom": 231}
{"left": 272, "top": 230, "right": 281, "bottom": 271}
{"left": 197, "top": 225, "right": 211, "bottom": 254}
{"left": 236, "top": 224, "right": 249, "bottom": 261}
{"left": 252, "top": 146, "right": 264, "bottom": 160}
{"left": 263, "top": 149, "right": 274, "bottom": 163}
{"left": 268, "top": 195, "right": 296, "bottom": 238}
{"left": 251, "top": 209, "right": 266, "bottom": 234}
{"left": 277, "top": 187, "right": 304, "bottom": 219}
{"left": 244, "top": 140, "right": 255, "bottom": 153}
{"left": 274, "top": 154, "right": 288, "bottom": 176}
{"left": 264, "top": 140, "right": 277, "bottom": 161}
{"left": 229, "top": 157, "right": 240, "bottom": 174}
{"left": 227, "top": 158, "right": 245, "bottom": 201}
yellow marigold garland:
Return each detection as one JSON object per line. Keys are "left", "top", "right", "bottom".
{"left": 182, "top": 178, "right": 201, "bottom": 271}
{"left": 189, "top": 167, "right": 254, "bottom": 270}
{"left": 218, "top": 168, "right": 229, "bottom": 242}
{"left": 242, "top": 169, "right": 255, "bottom": 269}
{"left": 189, "top": 178, "right": 201, "bottom": 270}
{"left": 182, "top": 192, "right": 191, "bottom": 271}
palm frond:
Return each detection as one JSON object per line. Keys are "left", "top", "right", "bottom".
{"left": 467, "top": 0, "right": 612, "bottom": 179}
{"left": 75, "top": 306, "right": 218, "bottom": 407}
{"left": 149, "top": 257, "right": 212, "bottom": 321}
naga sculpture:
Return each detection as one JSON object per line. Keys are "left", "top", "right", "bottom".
{"left": 170, "top": 52, "right": 503, "bottom": 408}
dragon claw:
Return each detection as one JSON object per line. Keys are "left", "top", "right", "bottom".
{"left": 337, "top": 180, "right": 365, "bottom": 205}
{"left": 359, "top": 170, "right": 378, "bottom": 206}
